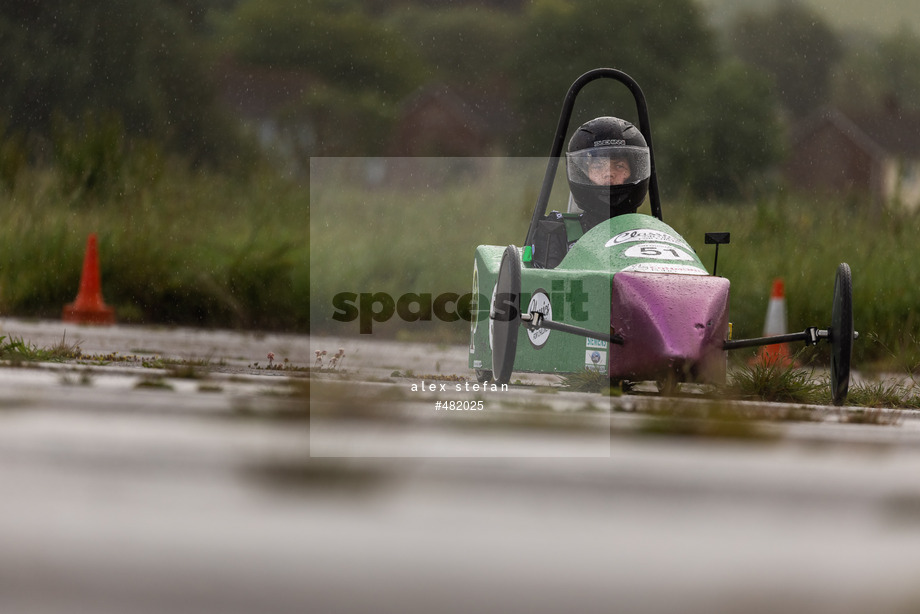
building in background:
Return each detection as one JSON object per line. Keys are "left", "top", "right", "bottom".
{"left": 786, "top": 104, "right": 920, "bottom": 210}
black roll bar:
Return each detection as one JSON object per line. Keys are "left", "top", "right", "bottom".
{"left": 524, "top": 68, "right": 663, "bottom": 248}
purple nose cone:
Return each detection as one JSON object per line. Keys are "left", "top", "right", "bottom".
{"left": 610, "top": 272, "right": 730, "bottom": 384}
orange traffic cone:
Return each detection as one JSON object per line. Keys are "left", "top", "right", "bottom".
{"left": 753, "top": 278, "right": 794, "bottom": 367}
{"left": 62, "top": 233, "right": 116, "bottom": 325}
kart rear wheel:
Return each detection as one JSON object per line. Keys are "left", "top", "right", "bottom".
{"left": 830, "top": 263, "right": 853, "bottom": 406}
{"left": 491, "top": 246, "right": 521, "bottom": 385}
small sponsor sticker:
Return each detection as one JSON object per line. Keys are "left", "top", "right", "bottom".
{"left": 586, "top": 338, "right": 607, "bottom": 349}
{"left": 526, "top": 290, "right": 552, "bottom": 348}
{"left": 606, "top": 229, "right": 691, "bottom": 249}
{"left": 585, "top": 349, "right": 607, "bottom": 371}
{"left": 473, "top": 360, "right": 482, "bottom": 368}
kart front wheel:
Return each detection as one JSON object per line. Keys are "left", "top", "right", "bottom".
{"left": 830, "top": 263, "right": 854, "bottom": 406}
{"left": 490, "top": 245, "right": 521, "bottom": 385}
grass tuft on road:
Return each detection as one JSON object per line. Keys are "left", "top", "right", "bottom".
{"left": 559, "top": 369, "right": 611, "bottom": 393}
{"left": 0, "top": 335, "right": 83, "bottom": 363}
{"left": 725, "top": 360, "right": 828, "bottom": 405}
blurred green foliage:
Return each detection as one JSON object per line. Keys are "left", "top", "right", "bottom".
{"left": 287, "top": 84, "right": 397, "bottom": 157}
{"left": 0, "top": 163, "right": 307, "bottom": 331}
{"left": 385, "top": 5, "right": 522, "bottom": 89}
{"left": 657, "top": 62, "right": 784, "bottom": 200}
{"left": 0, "top": 119, "right": 28, "bottom": 191}
{"left": 831, "top": 26, "right": 920, "bottom": 115}
{"left": 509, "top": 0, "right": 718, "bottom": 154}
{"left": 726, "top": 1, "right": 842, "bottom": 119}
{"left": 50, "top": 112, "right": 166, "bottom": 200}
{"left": 214, "top": 0, "right": 426, "bottom": 99}
{"left": 700, "top": 0, "right": 920, "bottom": 38}
{"left": 3, "top": 0, "right": 920, "bottom": 335}
{"left": 5, "top": 0, "right": 920, "bottom": 198}
{"left": 0, "top": 0, "right": 248, "bottom": 167}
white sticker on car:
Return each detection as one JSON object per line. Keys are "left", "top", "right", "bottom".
{"left": 526, "top": 290, "right": 552, "bottom": 348}
{"left": 606, "top": 229, "right": 691, "bottom": 249}
{"left": 622, "top": 263, "right": 708, "bottom": 275}
{"left": 585, "top": 349, "right": 607, "bottom": 371}
{"left": 623, "top": 243, "right": 695, "bottom": 261}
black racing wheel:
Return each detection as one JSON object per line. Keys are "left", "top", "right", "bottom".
{"left": 490, "top": 245, "right": 522, "bottom": 385}
{"left": 830, "top": 263, "right": 853, "bottom": 406}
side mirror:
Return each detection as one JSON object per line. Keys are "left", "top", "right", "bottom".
{"left": 704, "top": 232, "right": 730, "bottom": 276}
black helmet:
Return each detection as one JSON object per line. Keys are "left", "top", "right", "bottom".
{"left": 566, "top": 117, "right": 650, "bottom": 218}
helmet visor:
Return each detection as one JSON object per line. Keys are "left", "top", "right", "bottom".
{"left": 566, "top": 145, "right": 650, "bottom": 187}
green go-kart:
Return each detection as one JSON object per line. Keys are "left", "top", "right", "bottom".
{"left": 468, "top": 68, "right": 857, "bottom": 404}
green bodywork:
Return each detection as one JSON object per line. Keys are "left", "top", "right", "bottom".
{"left": 469, "top": 213, "right": 710, "bottom": 375}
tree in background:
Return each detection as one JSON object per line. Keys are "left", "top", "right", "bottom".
{"left": 215, "top": 0, "right": 428, "bottom": 156}
{"left": 509, "top": 0, "right": 717, "bottom": 155}
{"left": 726, "top": 1, "right": 842, "bottom": 119}
{"left": 657, "top": 62, "right": 784, "bottom": 200}
{"left": 831, "top": 27, "right": 920, "bottom": 115}
{"left": 207, "top": 0, "right": 785, "bottom": 198}
{"left": 505, "top": 0, "right": 783, "bottom": 200}
{"left": 385, "top": 5, "right": 521, "bottom": 91}
{"left": 0, "top": 0, "right": 243, "bottom": 168}
{"left": 217, "top": 0, "right": 425, "bottom": 100}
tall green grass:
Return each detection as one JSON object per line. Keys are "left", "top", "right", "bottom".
{"left": 310, "top": 157, "right": 920, "bottom": 367}
{"left": 0, "top": 163, "right": 308, "bottom": 331}
{"left": 668, "top": 195, "right": 920, "bottom": 369}
{"left": 7, "top": 148, "right": 916, "bottom": 365}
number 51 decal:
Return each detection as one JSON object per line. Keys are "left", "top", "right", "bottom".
{"left": 623, "top": 243, "right": 694, "bottom": 261}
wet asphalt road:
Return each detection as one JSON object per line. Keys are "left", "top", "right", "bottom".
{"left": 2, "top": 321, "right": 920, "bottom": 613}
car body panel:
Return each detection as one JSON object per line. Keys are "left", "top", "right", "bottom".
{"left": 469, "top": 214, "right": 730, "bottom": 383}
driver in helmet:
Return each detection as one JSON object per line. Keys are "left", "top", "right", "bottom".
{"left": 532, "top": 117, "right": 651, "bottom": 268}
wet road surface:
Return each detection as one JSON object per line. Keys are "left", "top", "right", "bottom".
{"left": 1, "top": 322, "right": 919, "bottom": 613}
